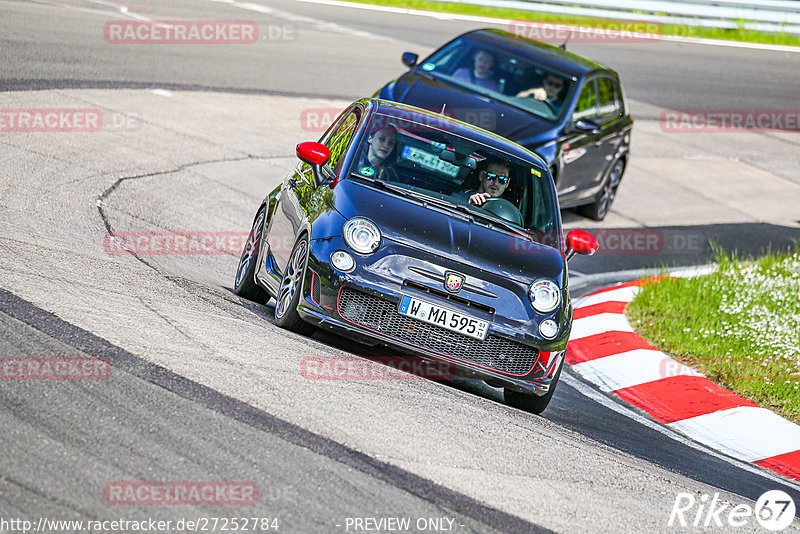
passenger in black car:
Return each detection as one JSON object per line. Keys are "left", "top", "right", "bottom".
{"left": 452, "top": 49, "right": 500, "bottom": 92}
{"left": 354, "top": 125, "right": 399, "bottom": 182}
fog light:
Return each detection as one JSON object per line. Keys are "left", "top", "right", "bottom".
{"left": 330, "top": 250, "right": 355, "bottom": 273}
{"left": 539, "top": 319, "right": 558, "bottom": 339}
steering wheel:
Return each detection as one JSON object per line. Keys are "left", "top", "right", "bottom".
{"left": 541, "top": 98, "right": 558, "bottom": 115}
{"left": 481, "top": 197, "right": 523, "bottom": 226}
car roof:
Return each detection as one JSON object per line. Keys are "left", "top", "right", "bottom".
{"left": 367, "top": 99, "right": 548, "bottom": 167}
{"left": 460, "top": 28, "right": 611, "bottom": 79}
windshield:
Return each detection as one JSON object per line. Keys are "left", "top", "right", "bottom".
{"left": 419, "top": 36, "right": 575, "bottom": 122}
{"left": 347, "top": 112, "right": 559, "bottom": 244}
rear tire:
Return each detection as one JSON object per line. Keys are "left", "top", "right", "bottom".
{"left": 234, "top": 208, "right": 270, "bottom": 304}
{"left": 504, "top": 360, "right": 562, "bottom": 415}
{"left": 578, "top": 159, "right": 624, "bottom": 221}
{"left": 274, "top": 235, "right": 315, "bottom": 335}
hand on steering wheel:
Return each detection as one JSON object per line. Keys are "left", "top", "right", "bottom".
{"left": 468, "top": 192, "right": 492, "bottom": 206}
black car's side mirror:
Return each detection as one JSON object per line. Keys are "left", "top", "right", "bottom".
{"left": 402, "top": 52, "right": 418, "bottom": 68}
{"left": 565, "top": 229, "right": 599, "bottom": 262}
{"left": 571, "top": 119, "right": 601, "bottom": 135}
{"left": 296, "top": 141, "right": 336, "bottom": 186}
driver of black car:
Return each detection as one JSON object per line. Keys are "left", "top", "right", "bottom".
{"left": 516, "top": 73, "right": 567, "bottom": 113}
{"left": 453, "top": 160, "right": 523, "bottom": 225}
{"left": 468, "top": 160, "right": 511, "bottom": 206}
{"left": 354, "top": 125, "right": 399, "bottom": 182}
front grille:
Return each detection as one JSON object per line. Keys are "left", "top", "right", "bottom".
{"left": 338, "top": 287, "right": 538, "bottom": 376}
{"left": 311, "top": 273, "right": 321, "bottom": 304}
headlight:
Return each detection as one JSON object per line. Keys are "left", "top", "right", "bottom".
{"left": 539, "top": 319, "right": 558, "bottom": 339}
{"left": 529, "top": 279, "right": 561, "bottom": 313}
{"left": 343, "top": 217, "right": 381, "bottom": 255}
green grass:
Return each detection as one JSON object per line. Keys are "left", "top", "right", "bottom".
{"left": 344, "top": 0, "right": 800, "bottom": 47}
{"left": 626, "top": 250, "right": 800, "bottom": 424}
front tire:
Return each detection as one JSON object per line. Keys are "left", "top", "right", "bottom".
{"left": 504, "top": 360, "right": 562, "bottom": 415}
{"left": 578, "top": 159, "right": 624, "bottom": 221}
{"left": 234, "top": 208, "right": 270, "bottom": 304}
{"left": 274, "top": 235, "right": 315, "bottom": 335}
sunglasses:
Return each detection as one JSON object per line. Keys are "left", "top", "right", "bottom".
{"left": 544, "top": 79, "right": 563, "bottom": 89}
{"left": 483, "top": 171, "right": 509, "bottom": 185}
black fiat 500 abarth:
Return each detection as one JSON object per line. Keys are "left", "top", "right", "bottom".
{"left": 234, "top": 98, "right": 598, "bottom": 414}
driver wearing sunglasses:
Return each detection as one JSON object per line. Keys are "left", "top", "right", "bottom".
{"left": 516, "top": 73, "right": 566, "bottom": 109}
{"left": 469, "top": 161, "right": 512, "bottom": 206}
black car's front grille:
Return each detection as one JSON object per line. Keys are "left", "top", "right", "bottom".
{"left": 337, "top": 287, "right": 538, "bottom": 376}
{"left": 311, "top": 273, "right": 321, "bottom": 304}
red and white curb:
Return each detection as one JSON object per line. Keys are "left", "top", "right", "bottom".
{"left": 567, "top": 278, "right": 800, "bottom": 483}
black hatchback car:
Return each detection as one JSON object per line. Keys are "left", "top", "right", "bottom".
{"left": 234, "top": 99, "right": 598, "bottom": 414}
{"left": 376, "top": 29, "right": 633, "bottom": 220}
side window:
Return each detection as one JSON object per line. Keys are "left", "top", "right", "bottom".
{"left": 597, "top": 77, "right": 621, "bottom": 121}
{"left": 572, "top": 79, "right": 597, "bottom": 122}
{"left": 322, "top": 110, "right": 360, "bottom": 174}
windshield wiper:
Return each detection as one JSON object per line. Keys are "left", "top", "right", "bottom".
{"left": 349, "top": 173, "right": 413, "bottom": 198}
{"left": 403, "top": 193, "right": 533, "bottom": 242}
{"left": 448, "top": 203, "right": 533, "bottom": 241}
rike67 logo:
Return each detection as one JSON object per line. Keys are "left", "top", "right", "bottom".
{"left": 669, "top": 490, "right": 796, "bottom": 531}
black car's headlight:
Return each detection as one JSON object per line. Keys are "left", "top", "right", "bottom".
{"left": 343, "top": 217, "right": 381, "bottom": 255}
{"left": 529, "top": 279, "right": 561, "bottom": 313}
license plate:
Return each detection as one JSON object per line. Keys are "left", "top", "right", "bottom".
{"left": 398, "top": 295, "right": 489, "bottom": 340}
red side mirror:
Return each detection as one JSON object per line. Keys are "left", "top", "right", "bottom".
{"left": 296, "top": 142, "right": 330, "bottom": 166}
{"left": 565, "top": 229, "right": 599, "bottom": 261}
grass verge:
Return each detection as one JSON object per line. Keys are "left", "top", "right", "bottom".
{"left": 626, "top": 250, "right": 800, "bottom": 424}
{"left": 338, "top": 0, "right": 800, "bottom": 47}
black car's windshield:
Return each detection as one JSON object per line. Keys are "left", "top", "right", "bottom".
{"left": 419, "top": 36, "right": 575, "bottom": 122}
{"left": 347, "top": 112, "right": 559, "bottom": 243}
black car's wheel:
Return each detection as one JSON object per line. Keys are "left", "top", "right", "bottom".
{"left": 274, "top": 235, "right": 315, "bottom": 335}
{"left": 234, "top": 208, "right": 270, "bottom": 304}
{"left": 578, "top": 159, "right": 625, "bottom": 221}
{"left": 504, "top": 360, "right": 562, "bottom": 415}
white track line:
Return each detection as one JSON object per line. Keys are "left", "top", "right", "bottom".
{"left": 212, "top": 0, "right": 388, "bottom": 41}
{"left": 669, "top": 406, "right": 800, "bottom": 463}
{"left": 575, "top": 285, "right": 639, "bottom": 307}
{"left": 571, "top": 348, "right": 700, "bottom": 392}
{"left": 570, "top": 313, "right": 633, "bottom": 340}
{"left": 291, "top": 0, "right": 800, "bottom": 53}
{"left": 561, "top": 371, "right": 800, "bottom": 491}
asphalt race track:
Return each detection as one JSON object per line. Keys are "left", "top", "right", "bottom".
{"left": 1, "top": 0, "right": 800, "bottom": 532}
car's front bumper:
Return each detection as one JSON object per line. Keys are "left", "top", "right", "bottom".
{"left": 295, "top": 237, "right": 569, "bottom": 395}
